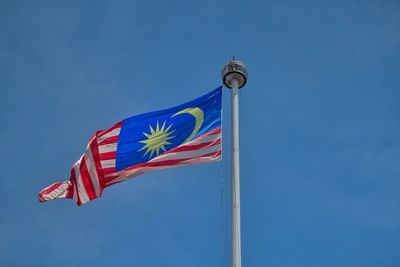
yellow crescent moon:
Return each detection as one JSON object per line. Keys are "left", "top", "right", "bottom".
{"left": 172, "top": 107, "right": 204, "bottom": 143}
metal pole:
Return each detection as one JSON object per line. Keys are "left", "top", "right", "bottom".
{"left": 222, "top": 59, "right": 248, "bottom": 267}
{"left": 231, "top": 78, "right": 241, "bottom": 267}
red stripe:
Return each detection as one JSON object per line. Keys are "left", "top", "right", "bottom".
{"left": 105, "top": 150, "right": 221, "bottom": 187}
{"left": 121, "top": 149, "right": 221, "bottom": 172}
{"left": 102, "top": 167, "right": 116, "bottom": 176}
{"left": 79, "top": 157, "right": 97, "bottom": 201}
{"left": 89, "top": 135, "right": 105, "bottom": 195}
{"left": 38, "top": 195, "right": 45, "bottom": 202}
{"left": 99, "top": 151, "right": 117, "bottom": 160}
{"left": 201, "top": 127, "right": 221, "bottom": 136}
{"left": 98, "top": 135, "right": 119, "bottom": 145}
{"left": 39, "top": 182, "right": 64, "bottom": 197}
{"left": 183, "top": 150, "right": 221, "bottom": 161}
{"left": 65, "top": 186, "right": 73, "bottom": 199}
{"left": 70, "top": 166, "right": 82, "bottom": 206}
{"left": 96, "top": 121, "right": 122, "bottom": 138}
{"left": 167, "top": 139, "right": 221, "bottom": 153}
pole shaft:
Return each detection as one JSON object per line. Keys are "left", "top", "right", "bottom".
{"left": 231, "top": 79, "right": 241, "bottom": 267}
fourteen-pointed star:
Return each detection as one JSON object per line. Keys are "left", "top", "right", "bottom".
{"left": 138, "top": 121, "right": 175, "bottom": 159}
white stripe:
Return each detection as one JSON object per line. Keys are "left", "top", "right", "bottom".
{"left": 99, "top": 143, "right": 117, "bottom": 153}
{"left": 74, "top": 158, "right": 90, "bottom": 204}
{"left": 97, "top": 128, "right": 121, "bottom": 143}
{"left": 101, "top": 159, "right": 115, "bottom": 169}
{"left": 72, "top": 181, "right": 78, "bottom": 203}
{"left": 150, "top": 143, "right": 221, "bottom": 162}
{"left": 84, "top": 146, "right": 101, "bottom": 197}
{"left": 184, "top": 132, "right": 221, "bottom": 145}
{"left": 105, "top": 154, "right": 221, "bottom": 186}
{"left": 106, "top": 166, "right": 173, "bottom": 185}
{"left": 41, "top": 182, "right": 59, "bottom": 192}
{"left": 58, "top": 190, "right": 68, "bottom": 198}
{"left": 105, "top": 146, "right": 221, "bottom": 180}
{"left": 41, "top": 182, "right": 71, "bottom": 201}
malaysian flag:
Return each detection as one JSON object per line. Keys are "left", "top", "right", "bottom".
{"left": 39, "top": 87, "right": 222, "bottom": 205}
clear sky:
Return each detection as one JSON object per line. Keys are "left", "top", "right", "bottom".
{"left": 1, "top": 0, "right": 399, "bottom": 266}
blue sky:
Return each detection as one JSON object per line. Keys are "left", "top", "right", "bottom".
{"left": 1, "top": 0, "right": 399, "bottom": 266}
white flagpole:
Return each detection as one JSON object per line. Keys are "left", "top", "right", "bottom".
{"left": 222, "top": 58, "right": 248, "bottom": 267}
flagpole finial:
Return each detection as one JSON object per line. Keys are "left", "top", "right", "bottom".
{"left": 222, "top": 58, "right": 248, "bottom": 89}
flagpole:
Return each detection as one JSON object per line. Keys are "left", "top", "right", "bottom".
{"left": 222, "top": 58, "right": 248, "bottom": 267}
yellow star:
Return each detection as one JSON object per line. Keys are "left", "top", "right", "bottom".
{"left": 138, "top": 121, "right": 175, "bottom": 159}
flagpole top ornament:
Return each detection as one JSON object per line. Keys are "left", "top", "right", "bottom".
{"left": 222, "top": 57, "right": 248, "bottom": 89}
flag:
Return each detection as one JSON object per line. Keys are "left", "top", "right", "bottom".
{"left": 39, "top": 87, "right": 222, "bottom": 205}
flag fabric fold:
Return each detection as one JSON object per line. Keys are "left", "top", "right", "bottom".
{"left": 39, "top": 87, "right": 222, "bottom": 205}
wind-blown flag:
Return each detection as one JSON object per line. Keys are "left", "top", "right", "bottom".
{"left": 39, "top": 87, "right": 222, "bottom": 205}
